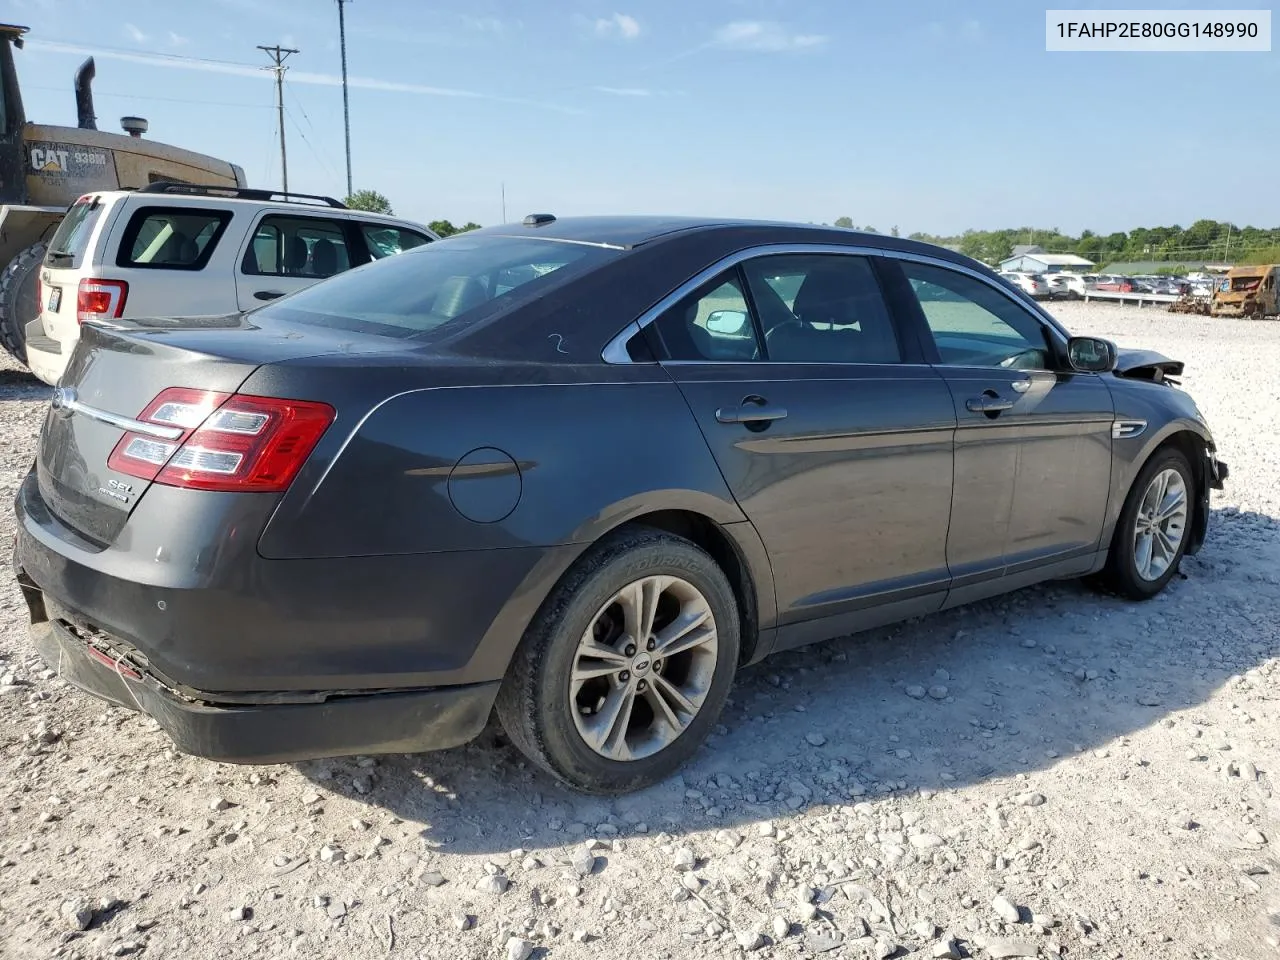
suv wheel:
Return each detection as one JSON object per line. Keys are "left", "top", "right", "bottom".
{"left": 0, "top": 242, "right": 46, "bottom": 365}
{"left": 496, "top": 528, "right": 740, "bottom": 794}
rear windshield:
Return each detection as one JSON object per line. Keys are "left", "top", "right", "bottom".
{"left": 259, "top": 234, "right": 618, "bottom": 339}
{"left": 45, "top": 197, "right": 106, "bottom": 270}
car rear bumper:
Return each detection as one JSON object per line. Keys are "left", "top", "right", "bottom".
{"left": 14, "top": 470, "right": 568, "bottom": 693}
{"left": 27, "top": 614, "right": 498, "bottom": 763}
{"left": 25, "top": 318, "right": 67, "bottom": 386}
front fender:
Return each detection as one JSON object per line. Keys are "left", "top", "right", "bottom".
{"left": 1104, "top": 377, "right": 1218, "bottom": 553}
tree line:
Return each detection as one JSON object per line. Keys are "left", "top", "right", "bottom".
{"left": 343, "top": 190, "right": 481, "bottom": 238}
{"left": 895, "top": 219, "right": 1280, "bottom": 268}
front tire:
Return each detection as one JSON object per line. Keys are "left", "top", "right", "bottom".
{"left": 0, "top": 242, "right": 46, "bottom": 365}
{"left": 496, "top": 528, "right": 740, "bottom": 794}
{"left": 1098, "top": 448, "right": 1194, "bottom": 600}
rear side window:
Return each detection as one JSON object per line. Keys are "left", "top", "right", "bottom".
{"left": 259, "top": 235, "right": 617, "bottom": 339}
{"left": 242, "top": 215, "right": 352, "bottom": 279}
{"left": 45, "top": 197, "right": 106, "bottom": 270}
{"left": 360, "top": 224, "right": 431, "bottom": 260}
{"left": 115, "top": 206, "right": 232, "bottom": 270}
{"left": 743, "top": 254, "right": 902, "bottom": 364}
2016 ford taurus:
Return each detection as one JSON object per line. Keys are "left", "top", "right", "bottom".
{"left": 12, "top": 215, "right": 1228, "bottom": 793}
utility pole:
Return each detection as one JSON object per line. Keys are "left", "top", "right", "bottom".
{"left": 336, "top": 0, "right": 353, "bottom": 198}
{"left": 258, "top": 44, "right": 299, "bottom": 193}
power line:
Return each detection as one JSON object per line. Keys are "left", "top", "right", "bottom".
{"left": 283, "top": 102, "right": 343, "bottom": 187}
{"left": 25, "top": 83, "right": 273, "bottom": 110}
{"left": 32, "top": 37, "right": 262, "bottom": 69}
{"left": 257, "top": 44, "right": 299, "bottom": 193}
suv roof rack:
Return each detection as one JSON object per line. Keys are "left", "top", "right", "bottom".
{"left": 138, "top": 182, "right": 348, "bottom": 209}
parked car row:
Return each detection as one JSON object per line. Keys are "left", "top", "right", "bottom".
{"left": 1003, "top": 270, "right": 1203, "bottom": 300}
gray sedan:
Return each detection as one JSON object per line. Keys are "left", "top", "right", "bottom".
{"left": 13, "top": 216, "right": 1228, "bottom": 793}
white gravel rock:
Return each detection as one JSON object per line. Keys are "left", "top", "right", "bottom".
{"left": 992, "top": 895, "right": 1022, "bottom": 923}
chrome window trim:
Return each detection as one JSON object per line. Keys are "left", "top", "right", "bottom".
{"left": 599, "top": 242, "right": 1071, "bottom": 364}
{"left": 485, "top": 234, "right": 627, "bottom": 251}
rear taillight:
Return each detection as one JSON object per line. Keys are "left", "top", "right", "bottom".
{"left": 77, "top": 279, "right": 128, "bottom": 324}
{"left": 107, "top": 387, "right": 335, "bottom": 493}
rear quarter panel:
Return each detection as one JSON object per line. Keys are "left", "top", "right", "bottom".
{"left": 100, "top": 200, "right": 247, "bottom": 320}
{"left": 255, "top": 368, "right": 749, "bottom": 559}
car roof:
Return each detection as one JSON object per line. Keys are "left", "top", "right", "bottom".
{"left": 467, "top": 215, "right": 977, "bottom": 266}
{"left": 83, "top": 189, "right": 428, "bottom": 229}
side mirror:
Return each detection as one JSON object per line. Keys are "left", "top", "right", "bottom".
{"left": 706, "top": 309, "right": 749, "bottom": 335}
{"left": 1067, "top": 336, "right": 1118, "bottom": 373}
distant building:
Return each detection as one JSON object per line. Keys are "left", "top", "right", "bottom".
{"left": 999, "top": 251, "right": 1096, "bottom": 274}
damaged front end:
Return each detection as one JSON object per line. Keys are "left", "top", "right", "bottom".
{"left": 1114, "top": 348, "right": 1184, "bottom": 384}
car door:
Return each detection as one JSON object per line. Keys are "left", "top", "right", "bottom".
{"left": 644, "top": 251, "right": 957, "bottom": 644}
{"left": 234, "top": 212, "right": 359, "bottom": 311}
{"left": 889, "top": 258, "right": 1114, "bottom": 601}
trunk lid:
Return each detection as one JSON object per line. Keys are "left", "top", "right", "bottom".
{"left": 37, "top": 314, "right": 400, "bottom": 545}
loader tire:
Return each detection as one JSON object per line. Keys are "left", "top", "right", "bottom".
{"left": 0, "top": 242, "right": 46, "bottom": 365}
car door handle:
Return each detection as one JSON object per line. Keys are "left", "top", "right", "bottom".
{"left": 716, "top": 398, "right": 788, "bottom": 424}
{"left": 965, "top": 395, "right": 1015, "bottom": 414}
{"left": 253, "top": 290, "right": 285, "bottom": 301}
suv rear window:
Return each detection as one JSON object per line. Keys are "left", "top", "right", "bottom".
{"left": 45, "top": 197, "right": 106, "bottom": 270}
{"left": 260, "top": 235, "right": 616, "bottom": 339}
{"left": 116, "top": 206, "right": 232, "bottom": 270}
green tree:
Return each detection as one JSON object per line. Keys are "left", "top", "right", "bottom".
{"left": 429, "top": 220, "right": 483, "bottom": 238}
{"left": 834, "top": 216, "right": 854, "bottom": 228}
{"left": 344, "top": 189, "right": 394, "bottom": 214}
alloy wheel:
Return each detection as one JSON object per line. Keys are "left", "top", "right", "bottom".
{"left": 570, "top": 575, "right": 719, "bottom": 761}
{"left": 1132, "top": 467, "right": 1188, "bottom": 582}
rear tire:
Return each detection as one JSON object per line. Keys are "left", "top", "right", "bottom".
{"left": 0, "top": 242, "right": 46, "bottom": 365}
{"left": 496, "top": 528, "right": 740, "bottom": 794}
{"left": 1097, "top": 448, "right": 1195, "bottom": 600}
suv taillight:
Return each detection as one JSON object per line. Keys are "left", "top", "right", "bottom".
{"left": 107, "top": 387, "right": 335, "bottom": 492}
{"left": 77, "top": 279, "right": 128, "bottom": 324}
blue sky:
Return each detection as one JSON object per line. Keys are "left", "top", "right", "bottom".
{"left": 6, "top": 0, "right": 1277, "bottom": 233}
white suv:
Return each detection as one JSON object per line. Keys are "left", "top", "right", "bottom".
{"left": 27, "top": 184, "right": 437, "bottom": 385}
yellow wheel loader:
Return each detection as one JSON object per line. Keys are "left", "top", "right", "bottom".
{"left": 0, "top": 23, "right": 246, "bottom": 364}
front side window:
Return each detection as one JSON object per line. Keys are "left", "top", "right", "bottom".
{"left": 649, "top": 272, "right": 760, "bottom": 362}
{"left": 242, "top": 215, "right": 352, "bottom": 279}
{"left": 360, "top": 224, "right": 431, "bottom": 260}
{"left": 902, "top": 261, "right": 1052, "bottom": 369}
{"left": 116, "top": 206, "right": 232, "bottom": 270}
{"left": 741, "top": 254, "right": 902, "bottom": 364}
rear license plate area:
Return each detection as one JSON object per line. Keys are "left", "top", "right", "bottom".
{"left": 48, "top": 287, "right": 61, "bottom": 313}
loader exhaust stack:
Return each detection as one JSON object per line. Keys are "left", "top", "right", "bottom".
{"left": 74, "top": 56, "right": 96, "bottom": 130}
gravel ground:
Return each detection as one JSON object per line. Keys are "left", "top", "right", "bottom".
{"left": 0, "top": 301, "right": 1277, "bottom": 960}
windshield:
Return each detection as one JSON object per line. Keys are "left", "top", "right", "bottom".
{"left": 45, "top": 197, "right": 106, "bottom": 270}
{"left": 259, "top": 234, "right": 619, "bottom": 339}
